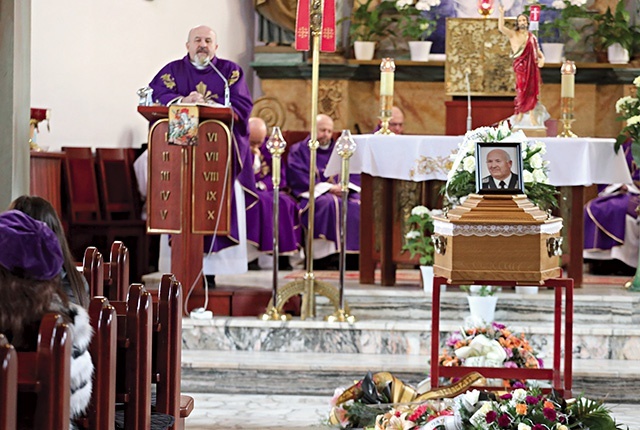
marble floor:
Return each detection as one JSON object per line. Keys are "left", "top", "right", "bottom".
{"left": 175, "top": 267, "right": 640, "bottom": 429}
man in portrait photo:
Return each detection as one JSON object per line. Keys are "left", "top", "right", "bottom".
{"left": 482, "top": 148, "right": 519, "bottom": 189}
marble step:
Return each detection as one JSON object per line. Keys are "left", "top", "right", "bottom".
{"left": 180, "top": 350, "right": 640, "bottom": 403}
{"left": 183, "top": 316, "right": 640, "bottom": 361}
{"left": 312, "top": 287, "right": 640, "bottom": 325}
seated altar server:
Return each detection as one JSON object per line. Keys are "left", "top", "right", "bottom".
{"left": 148, "top": 25, "right": 257, "bottom": 280}
{"left": 584, "top": 140, "right": 640, "bottom": 270}
{"left": 246, "top": 117, "right": 301, "bottom": 268}
{"left": 287, "top": 114, "right": 361, "bottom": 264}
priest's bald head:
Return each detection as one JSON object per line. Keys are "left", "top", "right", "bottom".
{"left": 316, "top": 114, "right": 334, "bottom": 147}
{"left": 187, "top": 25, "right": 218, "bottom": 67}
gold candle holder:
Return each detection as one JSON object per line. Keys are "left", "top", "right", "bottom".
{"left": 326, "top": 129, "right": 357, "bottom": 323}
{"left": 558, "top": 60, "right": 577, "bottom": 138}
{"left": 375, "top": 58, "right": 395, "bottom": 135}
{"left": 259, "top": 126, "right": 292, "bottom": 321}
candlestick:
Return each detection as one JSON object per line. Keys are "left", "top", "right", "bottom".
{"left": 558, "top": 60, "right": 577, "bottom": 138}
{"left": 260, "top": 126, "right": 291, "bottom": 321}
{"left": 376, "top": 58, "right": 395, "bottom": 135}
{"left": 326, "top": 129, "right": 357, "bottom": 324}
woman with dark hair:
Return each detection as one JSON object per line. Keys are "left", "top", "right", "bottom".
{"left": 0, "top": 209, "right": 93, "bottom": 428}
{"left": 9, "top": 195, "right": 90, "bottom": 308}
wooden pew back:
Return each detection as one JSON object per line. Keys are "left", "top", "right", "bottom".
{"left": 83, "top": 246, "right": 104, "bottom": 297}
{"left": 110, "top": 284, "right": 153, "bottom": 430}
{"left": 153, "top": 275, "right": 193, "bottom": 429}
{"left": 17, "top": 313, "right": 72, "bottom": 430}
{"left": 86, "top": 297, "right": 117, "bottom": 430}
{"left": 104, "top": 241, "right": 129, "bottom": 302}
{"left": 0, "top": 335, "right": 17, "bottom": 430}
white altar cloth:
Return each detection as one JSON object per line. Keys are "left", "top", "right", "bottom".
{"left": 325, "top": 135, "right": 632, "bottom": 187}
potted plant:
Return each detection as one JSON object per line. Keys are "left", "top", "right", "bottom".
{"left": 525, "top": 0, "right": 590, "bottom": 63}
{"left": 342, "top": 0, "right": 396, "bottom": 60}
{"left": 394, "top": 0, "right": 441, "bottom": 61}
{"left": 402, "top": 205, "right": 436, "bottom": 292}
{"left": 460, "top": 285, "right": 498, "bottom": 324}
{"left": 588, "top": 0, "right": 637, "bottom": 64}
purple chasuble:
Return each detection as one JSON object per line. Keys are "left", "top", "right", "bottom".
{"left": 149, "top": 55, "right": 258, "bottom": 253}
{"left": 584, "top": 140, "right": 640, "bottom": 252}
{"left": 246, "top": 142, "right": 301, "bottom": 253}
{"left": 287, "top": 136, "right": 361, "bottom": 253}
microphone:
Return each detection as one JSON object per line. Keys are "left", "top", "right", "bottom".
{"left": 209, "top": 60, "right": 230, "bottom": 107}
{"left": 464, "top": 68, "right": 472, "bottom": 133}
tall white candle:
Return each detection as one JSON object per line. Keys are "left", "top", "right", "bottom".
{"left": 380, "top": 72, "right": 394, "bottom": 96}
{"left": 561, "top": 74, "right": 574, "bottom": 98}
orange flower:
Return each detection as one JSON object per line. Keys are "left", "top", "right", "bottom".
{"left": 515, "top": 403, "right": 527, "bottom": 415}
{"left": 544, "top": 400, "right": 555, "bottom": 409}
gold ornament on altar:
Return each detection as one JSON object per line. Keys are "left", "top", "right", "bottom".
{"left": 558, "top": 60, "right": 577, "bottom": 138}
{"left": 375, "top": 58, "right": 395, "bottom": 135}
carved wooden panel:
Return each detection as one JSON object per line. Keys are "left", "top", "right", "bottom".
{"left": 445, "top": 18, "right": 515, "bottom": 96}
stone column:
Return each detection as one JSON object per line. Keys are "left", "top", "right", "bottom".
{"left": 0, "top": 0, "right": 31, "bottom": 208}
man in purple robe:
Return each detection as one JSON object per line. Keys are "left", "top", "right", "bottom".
{"left": 246, "top": 117, "right": 301, "bottom": 268}
{"left": 149, "top": 25, "right": 257, "bottom": 279}
{"left": 584, "top": 140, "right": 640, "bottom": 270}
{"left": 287, "top": 114, "right": 361, "bottom": 265}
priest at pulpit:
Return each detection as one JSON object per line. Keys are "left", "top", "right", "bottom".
{"left": 148, "top": 25, "right": 257, "bottom": 280}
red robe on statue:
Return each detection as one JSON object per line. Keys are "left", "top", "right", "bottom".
{"left": 512, "top": 32, "right": 541, "bottom": 115}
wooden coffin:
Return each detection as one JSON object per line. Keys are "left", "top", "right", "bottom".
{"left": 432, "top": 194, "right": 563, "bottom": 283}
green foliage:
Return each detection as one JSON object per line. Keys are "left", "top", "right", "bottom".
{"left": 588, "top": 0, "right": 638, "bottom": 53}
{"left": 401, "top": 206, "right": 434, "bottom": 266}
{"left": 460, "top": 285, "right": 495, "bottom": 296}
{"left": 525, "top": 1, "right": 591, "bottom": 43}
{"left": 613, "top": 76, "right": 640, "bottom": 168}
{"left": 340, "top": 0, "right": 396, "bottom": 42}
{"left": 395, "top": 2, "right": 438, "bottom": 41}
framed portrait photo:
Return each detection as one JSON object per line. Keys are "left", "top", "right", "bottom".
{"left": 475, "top": 142, "right": 524, "bottom": 194}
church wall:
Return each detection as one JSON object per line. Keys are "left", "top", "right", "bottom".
{"left": 258, "top": 68, "right": 628, "bottom": 139}
{"left": 30, "top": 0, "right": 254, "bottom": 151}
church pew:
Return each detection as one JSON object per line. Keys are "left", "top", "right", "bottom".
{"left": 83, "top": 246, "right": 104, "bottom": 297}
{"left": 82, "top": 297, "right": 117, "bottom": 430}
{"left": 17, "top": 313, "right": 72, "bottom": 430}
{"left": 153, "top": 274, "right": 194, "bottom": 429}
{"left": 0, "top": 334, "right": 17, "bottom": 430}
{"left": 103, "top": 241, "right": 129, "bottom": 302}
{"left": 110, "top": 284, "right": 153, "bottom": 430}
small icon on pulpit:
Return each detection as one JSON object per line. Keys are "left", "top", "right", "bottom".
{"left": 168, "top": 105, "right": 199, "bottom": 146}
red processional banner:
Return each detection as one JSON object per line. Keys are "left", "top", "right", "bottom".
{"left": 320, "top": 0, "right": 336, "bottom": 53}
{"left": 295, "top": 0, "right": 336, "bottom": 52}
{"left": 295, "top": 0, "right": 310, "bottom": 51}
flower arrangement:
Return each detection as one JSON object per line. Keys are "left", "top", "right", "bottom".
{"left": 525, "top": 0, "right": 591, "bottom": 43}
{"left": 439, "top": 322, "right": 541, "bottom": 380}
{"left": 443, "top": 123, "right": 558, "bottom": 211}
{"left": 402, "top": 205, "right": 436, "bottom": 265}
{"left": 329, "top": 374, "right": 627, "bottom": 429}
{"left": 454, "top": 386, "right": 626, "bottom": 430}
{"left": 394, "top": 0, "right": 441, "bottom": 42}
{"left": 614, "top": 76, "right": 640, "bottom": 165}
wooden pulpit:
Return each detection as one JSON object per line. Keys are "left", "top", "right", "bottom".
{"left": 138, "top": 106, "right": 234, "bottom": 290}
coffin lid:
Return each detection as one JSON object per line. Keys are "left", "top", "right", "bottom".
{"left": 434, "top": 194, "right": 562, "bottom": 225}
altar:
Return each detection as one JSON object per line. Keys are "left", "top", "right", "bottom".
{"left": 325, "top": 135, "right": 632, "bottom": 287}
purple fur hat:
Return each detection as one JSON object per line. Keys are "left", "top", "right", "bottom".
{"left": 0, "top": 210, "right": 63, "bottom": 280}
